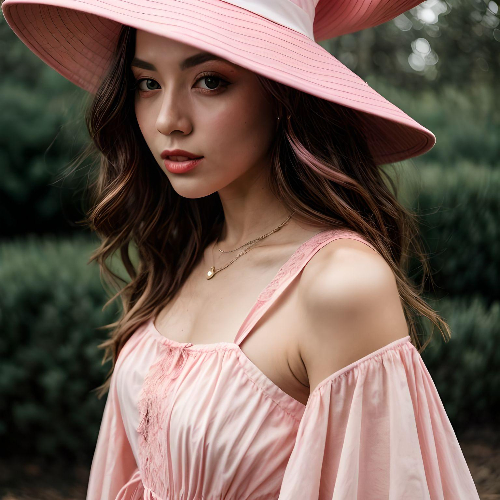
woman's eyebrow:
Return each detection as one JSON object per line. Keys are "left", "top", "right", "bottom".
{"left": 131, "top": 52, "right": 234, "bottom": 71}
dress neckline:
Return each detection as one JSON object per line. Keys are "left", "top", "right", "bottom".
{"left": 141, "top": 227, "right": 412, "bottom": 413}
{"left": 147, "top": 227, "right": 335, "bottom": 350}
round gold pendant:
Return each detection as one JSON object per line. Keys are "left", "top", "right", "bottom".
{"left": 207, "top": 266, "right": 215, "bottom": 280}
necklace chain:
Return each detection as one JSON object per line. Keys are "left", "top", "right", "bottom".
{"left": 206, "top": 211, "right": 294, "bottom": 280}
{"left": 216, "top": 214, "right": 293, "bottom": 253}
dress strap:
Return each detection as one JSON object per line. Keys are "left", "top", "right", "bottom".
{"left": 234, "top": 229, "right": 379, "bottom": 346}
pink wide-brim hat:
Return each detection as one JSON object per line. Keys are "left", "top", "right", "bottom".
{"left": 1, "top": 0, "right": 435, "bottom": 165}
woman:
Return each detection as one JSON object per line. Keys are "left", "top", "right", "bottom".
{"left": 2, "top": 0, "right": 480, "bottom": 498}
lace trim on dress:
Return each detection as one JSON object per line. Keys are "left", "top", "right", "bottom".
{"left": 137, "top": 343, "right": 192, "bottom": 494}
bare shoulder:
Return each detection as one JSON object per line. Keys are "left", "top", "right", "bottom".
{"left": 296, "top": 236, "right": 409, "bottom": 394}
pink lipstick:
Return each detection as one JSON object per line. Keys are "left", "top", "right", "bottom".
{"left": 161, "top": 149, "right": 204, "bottom": 174}
{"left": 163, "top": 157, "right": 204, "bottom": 173}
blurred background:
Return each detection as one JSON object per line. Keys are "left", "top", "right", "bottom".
{"left": 0, "top": 0, "right": 499, "bottom": 498}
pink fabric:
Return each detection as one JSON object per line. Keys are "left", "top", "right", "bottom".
{"left": 86, "top": 229, "right": 480, "bottom": 499}
{"left": 278, "top": 339, "right": 480, "bottom": 499}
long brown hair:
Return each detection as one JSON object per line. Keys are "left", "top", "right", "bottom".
{"left": 68, "top": 25, "right": 451, "bottom": 398}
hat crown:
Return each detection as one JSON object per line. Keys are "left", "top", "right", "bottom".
{"left": 223, "top": 0, "right": 319, "bottom": 39}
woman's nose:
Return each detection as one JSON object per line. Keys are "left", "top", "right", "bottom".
{"left": 155, "top": 92, "right": 192, "bottom": 136}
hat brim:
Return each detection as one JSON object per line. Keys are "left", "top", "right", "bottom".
{"left": 1, "top": 0, "right": 435, "bottom": 165}
{"left": 314, "top": 0, "right": 425, "bottom": 41}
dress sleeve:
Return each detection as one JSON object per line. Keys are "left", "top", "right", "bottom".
{"left": 86, "top": 365, "right": 144, "bottom": 500}
{"left": 278, "top": 337, "right": 480, "bottom": 500}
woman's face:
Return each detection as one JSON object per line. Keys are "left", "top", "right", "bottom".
{"left": 131, "top": 29, "right": 277, "bottom": 199}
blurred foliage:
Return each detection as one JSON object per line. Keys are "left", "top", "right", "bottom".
{"left": 421, "top": 295, "right": 499, "bottom": 427}
{"left": 393, "top": 161, "right": 500, "bottom": 302}
{"left": 0, "top": 13, "right": 91, "bottom": 239}
{"left": 0, "top": 234, "right": 120, "bottom": 463}
{"left": 368, "top": 79, "right": 499, "bottom": 166}
{"left": 320, "top": 0, "right": 500, "bottom": 89}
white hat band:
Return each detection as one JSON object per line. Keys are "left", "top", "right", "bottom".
{"left": 221, "top": 0, "right": 315, "bottom": 39}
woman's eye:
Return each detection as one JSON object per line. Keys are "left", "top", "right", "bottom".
{"left": 135, "top": 78, "right": 160, "bottom": 92}
{"left": 133, "top": 74, "right": 229, "bottom": 95}
{"left": 195, "top": 74, "right": 229, "bottom": 92}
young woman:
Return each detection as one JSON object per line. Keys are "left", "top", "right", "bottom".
{"left": 2, "top": 0, "right": 480, "bottom": 498}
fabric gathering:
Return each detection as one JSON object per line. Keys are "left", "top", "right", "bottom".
{"left": 1, "top": 0, "right": 483, "bottom": 498}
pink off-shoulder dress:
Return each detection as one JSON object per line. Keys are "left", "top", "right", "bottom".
{"left": 86, "top": 229, "right": 480, "bottom": 500}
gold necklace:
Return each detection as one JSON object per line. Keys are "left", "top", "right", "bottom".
{"left": 206, "top": 212, "right": 294, "bottom": 280}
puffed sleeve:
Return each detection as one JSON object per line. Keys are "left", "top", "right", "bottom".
{"left": 86, "top": 364, "right": 144, "bottom": 499}
{"left": 278, "top": 337, "right": 480, "bottom": 500}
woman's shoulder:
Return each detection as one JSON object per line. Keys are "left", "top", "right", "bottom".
{"left": 299, "top": 230, "right": 389, "bottom": 303}
{"left": 295, "top": 231, "right": 408, "bottom": 394}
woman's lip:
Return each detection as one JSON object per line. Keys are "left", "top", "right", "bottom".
{"left": 167, "top": 155, "right": 202, "bottom": 161}
{"left": 163, "top": 156, "right": 204, "bottom": 174}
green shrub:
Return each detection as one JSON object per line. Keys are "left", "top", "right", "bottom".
{"left": 370, "top": 79, "right": 500, "bottom": 167}
{"left": 420, "top": 295, "right": 499, "bottom": 428}
{"left": 0, "top": 73, "right": 90, "bottom": 239}
{"left": 0, "top": 233, "right": 119, "bottom": 464}
{"left": 394, "top": 161, "right": 500, "bottom": 302}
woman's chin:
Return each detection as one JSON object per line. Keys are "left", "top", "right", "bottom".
{"left": 167, "top": 179, "right": 221, "bottom": 200}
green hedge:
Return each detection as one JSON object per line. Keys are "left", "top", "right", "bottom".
{"left": 0, "top": 230, "right": 497, "bottom": 461}
{"left": 369, "top": 79, "right": 500, "bottom": 167}
{"left": 0, "top": 234, "right": 118, "bottom": 464}
{"left": 397, "top": 161, "right": 500, "bottom": 302}
{"left": 420, "top": 295, "right": 499, "bottom": 428}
